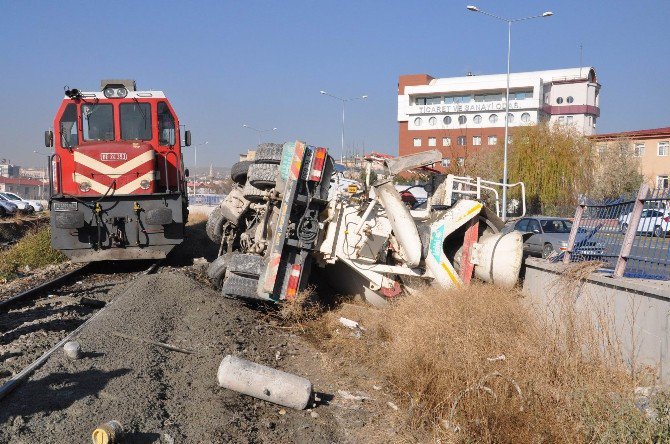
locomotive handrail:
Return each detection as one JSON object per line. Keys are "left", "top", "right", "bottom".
{"left": 161, "top": 150, "right": 181, "bottom": 194}
{"left": 48, "top": 153, "right": 63, "bottom": 198}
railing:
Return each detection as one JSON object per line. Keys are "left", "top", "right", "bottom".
{"left": 188, "top": 193, "right": 224, "bottom": 206}
{"left": 563, "top": 183, "right": 670, "bottom": 280}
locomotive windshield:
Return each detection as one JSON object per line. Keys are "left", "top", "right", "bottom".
{"left": 82, "top": 103, "right": 114, "bottom": 141}
{"left": 120, "top": 102, "right": 152, "bottom": 141}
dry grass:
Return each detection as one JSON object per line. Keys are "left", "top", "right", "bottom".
{"left": 187, "top": 211, "right": 209, "bottom": 226}
{"left": 305, "top": 283, "right": 670, "bottom": 443}
{"left": 0, "top": 226, "right": 66, "bottom": 282}
{"left": 278, "top": 287, "right": 322, "bottom": 330}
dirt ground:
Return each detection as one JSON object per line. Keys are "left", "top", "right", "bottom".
{"left": 0, "top": 269, "right": 402, "bottom": 443}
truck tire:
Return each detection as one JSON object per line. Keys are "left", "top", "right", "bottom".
{"left": 228, "top": 253, "right": 265, "bottom": 278}
{"left": 206, "top": 206, "right": 226, "bottom": 244}
{"left": 221, "top": 274, "right": 259, "bottom": 300}
{"left": 248, "top": 163, "right": 278, "bottom": 190}
{"left": 255, "top": 143, "right": 283, "bottom": 164}
{"left": 243, "top": 181, "right": 266, "bottom": 202}
{"left": 207, "top": 254, "right": 229, "bottom": 289}
{"left": 231, "top": 161, "right": 252, "bottom": 185}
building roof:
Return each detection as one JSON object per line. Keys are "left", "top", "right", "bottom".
{"left": 0, "top": 177, "right": 45, "bottom": 186}
{"left": 428, "top": 67, "right": 596, "bottom": 87}
{"left": 590, "top": 127, "right": 670, "bottom": 141}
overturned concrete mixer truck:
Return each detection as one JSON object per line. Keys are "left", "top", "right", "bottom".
{"left": 205, "top": 142, "right": 527, "bottom": 305}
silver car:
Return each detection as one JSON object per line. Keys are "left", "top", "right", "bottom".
{"left": 0, "top": 192, "right": 43, "bottom": 212}
{"left": 510, "top": 216, "right": 603, "bottom": 259}
{"left": 0, "top": 199, "right": 18, "bottom": 217}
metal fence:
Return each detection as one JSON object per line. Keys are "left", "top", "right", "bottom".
{"left": 188, "top": 193, "right": 224, "bottom": 206}
{"left": 562, "top": 184, "right": 670, "bottom": 280}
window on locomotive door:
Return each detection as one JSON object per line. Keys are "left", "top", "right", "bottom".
{"left": 82, "top": 103, "right": 114, "bottom": 141}
{"left": 120, "top": 103, "right": 152, "bottom": 141}
{"left": 158, "top": 102, "right": 176, "bottom": 146}
{"left": 59, "top": 103, "right": 79, "bottom": 148}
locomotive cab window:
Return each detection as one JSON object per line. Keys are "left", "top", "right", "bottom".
{"left": 120, "top": 102, "right": 152, "bottom": 141}
{"left": 157, "top": 102, "right": 175, "bottom": 146}
{"left": 82, "top": 103, "right": 114, "bottom": 141}
{"left": 59, "top": 103, "right": 78, "bottom": 148}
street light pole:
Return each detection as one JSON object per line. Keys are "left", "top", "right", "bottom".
{"left": 243, "top": 124, "right": 278, "bottom": 146}
{"left": 466, "top": 5, "right": 553, "bottom": 221}
{"left": 320, "top": 91, "right": 368, "bottom": 164}
{"left": 191, "top": 141, "right": 209, "bottom": 196}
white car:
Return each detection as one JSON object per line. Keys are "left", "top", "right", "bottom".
{"left": 0, "top": 192, "right": 43, "bottom": 212}
{"left": 619, "top": 208, "right": 670, "bottom": 237}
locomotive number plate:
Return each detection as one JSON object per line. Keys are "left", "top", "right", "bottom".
{"left": 100, "top": 153, "right": 127, "bottom": 161}
{"left": 53, "top": 202, "right": 78, "bottom": 212}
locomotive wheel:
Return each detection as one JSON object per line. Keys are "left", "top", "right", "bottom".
{"left": 221, "top": 273, "right": 260, "bottom": 300}
{"left": 254, "top": 143, "right": 283, "bottom": 164}
{"left": 248, "top": 163, "right": 278, "bottom": 190}
{"left": 227, "top": 253, "right": 265, "bottom": 278}
{"left": 242, "top": 181, "right": 266, "bottom": 202}
{"left": 207, "top": 254, "right": 229, "bottom": 289}
{"left": 206, "top": 206, "right": 226, "bottom": 244}
{"left": 230, "top": 160, "right": 252, "bottom": 185}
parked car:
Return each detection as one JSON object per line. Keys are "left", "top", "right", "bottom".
{"left": 0, "top": 193, "right": 33, "bottom": 214}
{"left": 618, "top": 209, "right": 670, "bottom": 237}
{"left": 0, "top": 199, "right": 19, "bottom": 217}
{"left": 0, "top": 192, "right": 44, "bottom": 212}
{"left": 509, "top": 216, "right": 604, "bottom": 259}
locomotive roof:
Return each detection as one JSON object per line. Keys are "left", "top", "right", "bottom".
{"left": 62, "top": 90, "right": 167, "bottom": 100}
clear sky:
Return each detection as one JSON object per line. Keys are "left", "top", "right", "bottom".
{"left": 1, "top": 0, "right": 668, "bottom": 168}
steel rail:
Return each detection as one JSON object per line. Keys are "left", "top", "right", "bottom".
{"left": 0, "top": 263, "right": 91, "bottom": 310}
{"left": 0, "top": 260, "right": 161, "bottom": 402}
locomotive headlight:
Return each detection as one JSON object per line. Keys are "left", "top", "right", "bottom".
{"left": 79, "top": 181, "right": 91, "bottom": 192}
{"left": 103, "top": 87, "right": 129, "bottom": 98}
{"left": 140, "top": 180, "right": 151, "bottom": 190}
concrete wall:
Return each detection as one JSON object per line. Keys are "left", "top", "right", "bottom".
{"left": 523, "top": 257, "right": 670, "bottom": 382}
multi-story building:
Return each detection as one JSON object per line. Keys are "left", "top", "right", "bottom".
{"left": 591, "top": 127, "right": 670, "bottom": 189}
{"left": 0, "top": 161, "right": 20, "bottom": 178}
{"left": 397, "top": 67, "right": 601, "bottom": 165}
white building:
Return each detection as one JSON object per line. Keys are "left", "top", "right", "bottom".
{"left": 398, "top": 67, "right": 601, "bottom": 159}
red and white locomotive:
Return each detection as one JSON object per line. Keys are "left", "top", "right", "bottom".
{"left": 44, "top": 80, "right": 190, "bottom": 262}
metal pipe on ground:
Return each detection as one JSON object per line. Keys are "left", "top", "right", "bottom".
{"left": 217, "top": 355, "right": 312, "bottom": 410}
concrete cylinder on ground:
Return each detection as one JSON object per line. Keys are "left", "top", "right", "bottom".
{"left": 217, "top": 355, "right": 312, "bottom": 410}
{"left": 373, "top": 181, "right": 422, "bottom": 268}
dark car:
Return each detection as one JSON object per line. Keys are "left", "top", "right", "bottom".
{"left": 508, "top": 216, "right": 604, "bottom": 259}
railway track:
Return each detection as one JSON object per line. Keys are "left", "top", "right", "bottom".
{"left": 0, "top": 260, "right": 161, "bottom": 401}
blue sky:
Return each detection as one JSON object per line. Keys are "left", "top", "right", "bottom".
{"left": 1, "top": 0, "right": 668, "bottom": 168}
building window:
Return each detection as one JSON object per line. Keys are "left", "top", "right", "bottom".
{"left": 428, "top": 116, "right": 437, "bottom": 126}
{"left": 443, "top": 116, "right": 452, "bottom": 125}
{"left": 634, "top": 143, "right": 645, "bottom": 157}
{"left": 658, "top": 175, "right": 669, "bottom": 189}
{"left": 488, "top": 135, "right": 498, "bottom": 145}
{"left": 566, "top": 115, "right": 573, "bottom": 123}
{"left": 472, "top": 136, "right": 481, "bottom": 146}
{"left": 457, "top": 157, "right": 465, "bottom": 166}
{"left": 597, "top": 145, "right": 606, "bottom": 156}
{"left": 413, "top": 138, "right": 422, "bottom": 147}
{"left": 556, "top": 97, "right": 564, "bottom": 104}
{"left": 508, "top": 136, "right": 513, "bottom": 144}
{"left": 659, "top": 141, "right": 669, "bottom": 156}
{"left": 544, "top": 93, "right": 550, "bottom": 104}
{"left": 558, "top": 116, "right": 565, "bottom": 124}
{"left": 441, "top": 158, "right": 451, "bottom": 167}
{"left": 414, "top": 117, "right": 422, "bottom": 126}
{"left": 567, "top": 96, "right": 574, "bottom": 104}
{"left": 521, "top": 112, "right": 530, "bottom": 123}
{"left": 428, "top": 137, "right": 436, "bottom": 147}
{"left": 458, "top": 115, "right": 467, "bottom": 125}
{"left": 443, "top": 137, "right": 451, "bottom": 146}
{"left": 507, "top": 113, "right": 514, "bottom": 123}
{"left": 489, "top": 114, "right": 499, "bottom": 124}
{"left": 415, "top": 97, "right": 426, "bottom": 105}
{"left": 473, "top": 115, "right": 482, "bottom": 124}
{"left": 457, "top": 136, "right": 466, "bottom": 146}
